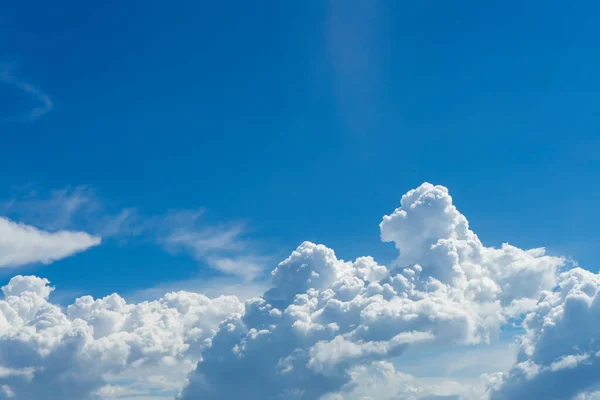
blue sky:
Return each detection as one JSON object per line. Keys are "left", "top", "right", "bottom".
{"left": 1, "top": 1, "right": 598, "bottom": 299}
{"left": 1, "top": 2, "right": 600, "bottom": 399}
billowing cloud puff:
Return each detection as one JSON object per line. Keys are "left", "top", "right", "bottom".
{"left": 489, "top": 267, "right": 600, "bottom": 400}
{"left": 0, "top": 275, "right": 242, "bottom": 399}
{"left": 0, "top": 183, "right": 586, "bottom": 399}
{"left": 179, "top": 183, "right": 565, "bottom": 399}
{"left": 380, "top": 183, "right": 563, "bottom": 311}
{"left": 0, "top": 217, "right": 101, "bottom": 268}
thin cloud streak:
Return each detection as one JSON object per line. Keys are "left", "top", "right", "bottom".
{"left": 1, "top": 185, "right": 272, "bottom": 280}
{"left": 0, "top": 65, "right": 53, "bottom": 122}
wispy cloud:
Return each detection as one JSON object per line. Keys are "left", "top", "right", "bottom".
{"left": 205, "top": 256, "right": 267, "bottom": 279}
{"left": 0, "top": 64, "right": 53, "bottom": 122}
{"left": 0, "top": 186, "right": 137, "bottom": 237}
{"left": 159, "top": 213, "right": 270, "bottom": 280}
{"left": 326, "top": 1, "right": 387, "bottom": 142}
{"left": 0, "top": 186, "right": 102, "bottom": 269}
{"left": 1, "top": 185, "right": 272, "bottom": 280}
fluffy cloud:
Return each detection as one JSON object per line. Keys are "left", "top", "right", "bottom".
{"left": 0, "top": 217, "right": 101, "bottom": 268}
{"left": 1, "top": 182, "right": 589, "bottom": 399}
{"left": 489, "top": 267, "right": 600, "bottom": 400}
{"left": 179, "top": 183, "right": 565, "bottom": 399}
{"left": 0, "top": 275, "right": 242, "bottom": 399}
{"left": 380, "top": 184, "right": 562, "bottom": 310}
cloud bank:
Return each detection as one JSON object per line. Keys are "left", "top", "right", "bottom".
{"left": 0, "top": 275, "right": 242, "bottom": 399}
{"left": 178, "top": 183, "right": 564, "bottom": 400}
{"left": 0, "top": 182, "right": 597, "bottom": 399}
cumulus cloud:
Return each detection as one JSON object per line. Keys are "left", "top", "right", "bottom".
{"left": 489, "top": 267, "right": 600, "bottom": 400}
{"left": 380, "top": 183, "right": 563, "bottom": 309}
{"left": 0, "top": 275, "right": 242, "bottom": 399}
{"left": 0, "top": 217, "right": 100, "bottom": 268}
{"left": 1, "top": 182, "right": 590, "bottom": 399}
{"left": 179, "top": 183, "right": 565, "bottom": 399}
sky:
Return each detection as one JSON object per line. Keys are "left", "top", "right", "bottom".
{"left": 0, "top": 1, "right": 599, "bottom": 399}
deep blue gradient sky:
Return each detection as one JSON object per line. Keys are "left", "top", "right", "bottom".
{"left": 1, "top": 0, "right": 598, "bottom": 298}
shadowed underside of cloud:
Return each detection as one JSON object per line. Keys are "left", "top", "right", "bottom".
{"left": 0, "top": 182, "right": 597, "bottom": 400}
{"left": 0, "top": 217, "right": 101, "bottom": 268}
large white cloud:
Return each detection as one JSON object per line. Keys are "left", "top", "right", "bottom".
{"left": 0, "top": 182, "right": 590, "bottom": 399}
{"left": 380, "top": 183, "right": 562, "bottom": 311}
{"left": 178, "top": 183, "right": 565, "bottom": 399}
{"left": 0, "top": 217, "right": 101, "bottom": 268}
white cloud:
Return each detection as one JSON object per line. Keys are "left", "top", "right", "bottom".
{"left": 178, "top": 183, "right": 565, "bottom": 400}
{"left": 1, "top": 187, "right": 270, "bottom": 279}
{"left": 160, "top": 214, "right": 269, "bottom": 279}
{"left": 0, "top": 217, "right": 100, "bottom": 268}
{"left": 0, "top": 274, "right": 242, "bottom": 399}
{"left": 127, "top": 276, "right": 269, "bottom": 303}
{"left": 489, "top": 267, "right": 600, "bottom": 400}
{"left": 380, "top": 183, "right": 563, "bottom": 308}
{"left": 0, "top": 182, "right": 592, "bottom": 399}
